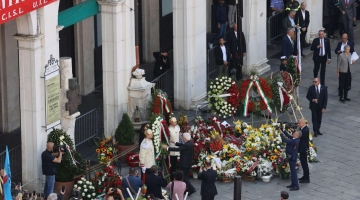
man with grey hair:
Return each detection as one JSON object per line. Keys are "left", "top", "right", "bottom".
{"left": 278, "top": 128, "right": 301, "bottom": 191}
{"left": 283, "top": 10, "right": 298, "bottom": 34}
{"left": 162, "top": 132, "right": 196, "bottom": 196}
{"left": 281, "top": 28, "right": 295, "bottom": 58}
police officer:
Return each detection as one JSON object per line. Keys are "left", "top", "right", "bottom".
{"left": 278, "top": 128, "right": 302, "bottom": 191}
{"left": 286, "top": 0, "right": 300, "bottom": 13}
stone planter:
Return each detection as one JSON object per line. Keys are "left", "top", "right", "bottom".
{"left": 192, "top": 172, "right": 198, "bottom": 179}
{"left": 261, "top": 175, "right": 272, "bottom": 182}
{"left": 54, "top": 180, "right": 74, "bottom": 200}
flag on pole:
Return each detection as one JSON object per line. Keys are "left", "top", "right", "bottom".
{"left": 297, "top": 27, "right": 302, "bottom": 73}
{"left": 3, "top": 146, "right": 12, "bottom": 200}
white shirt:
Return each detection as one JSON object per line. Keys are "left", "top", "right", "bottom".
{"left": 221, "top": 45, "right": 227, "bottom": 61}
{"left": 319, "top": 38, "right": 326, "bottom": 56}
{"left": 340, "top": 41, "right": 348, "bottom": 52}
{"left": 301, "top": 10, "right": 305, "bottom": 20}
{"left": 287, "top": 35, "right": 294, "bottom": 45}
{"left": 316, "top": 84, "right": 321, "bottom": 95}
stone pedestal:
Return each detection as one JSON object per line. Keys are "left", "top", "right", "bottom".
{"left": 14, "top": 1, "right": 61, "bottom": 184}
{"left": 60, "top": 57, "right": 80, "bottom": 143}
{"left": 97, "top": 0, "right": 136, "bottom": 136}
{"left": 305, "top": 0, "right": 324, "bottom": 43}
{"left": 128, "top": 76, "right": 152, "bottom": 130}
{"left": 173, "top": 0, "right": 207, "bottom": 110}
{"left": 242, "top": 0, "right": 270, "bottom": 75}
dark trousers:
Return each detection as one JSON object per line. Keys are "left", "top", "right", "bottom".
{"left": 313, "top": 56, "right": 327, "bottom": 85}
{"left": 170, "top": 156, "right": 178, "bottom": 181}
{"left": 311, "top": 108, "right": 322, "bottom": 134}
{"left": 181, "top": 167, "right": 196, "bottom": 192}
{"left": 229, "top": 56, "right": 242, "bottom": 80}
{"left": 289, "top": 160, "right": 299, "bottom": 187}
{"left": 300, "top": 30, "right": 307, "bottom": 55}
{"left": 339, "top": 72, "right": 350, "bottom": 98}
{"left": 299, "top": 152, "right": 309, "bottom": 180}
{"left": 328, "top": 14, "right": 338, "bottom": 36}
{"left": 202, "top": 196, "right": 215, "bottom": 200}
{"left": 343, "top": 15, "right": 354, "bottom": 42}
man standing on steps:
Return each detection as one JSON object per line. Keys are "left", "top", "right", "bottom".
{"left": 339, "top": 0, "right": 357, "bottom": 42}
{"left": 209, "top": 0, "right": 228, "bottom": 49}
{"left": 306, "top": 78, "right": 328, "bottom": 137}
{"left": 295, "top": 2, "right": 310, "bottom": 57}
{"left": 310, "top": 30, "right": 331, "bottom": 86}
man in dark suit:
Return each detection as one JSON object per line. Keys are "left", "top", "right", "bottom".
{"left": 163, "top": 133, "right": 196, "bottom": 195}
{"left": 153, "top": 51, "right": 171, "bottom": 79}
{"left": 214, "top": 37, "right": 231, "bottom": 77}
{"left": 198, "top": 159, "right": 218, "bottom": 200}
{"left": 339, "top": 0, "right": 357, "bottom": 42}
{"left": 279, "top": 129, "right": 301, "bottom": 191}
{"left": 335, "top": 33, "right": 355, "bottom": 54}
{"left": 306, "top": 78, "right": 328, "bottom": 137}
{"left": 284, "top": 119, "right": 310, "bottom": 183}
{"left": 295, "top": 2, "right": 310, "bottom": 57}
{"left": 145, "top": 165, "right": 167, "bottom": 199}
{"left": 226, "top": 23, "right": 246, "bottom": 78}
{"left": 281, "top": 28, "right": 295, "bottom": 58}
{"left": 310, "top": 30, "right": 331, "bottom": 86}
{"left": 283, "top": 10, "right": 298, "bottom": 34}
{"left": 328, "top": 0, "right": 340, "bottom": 38}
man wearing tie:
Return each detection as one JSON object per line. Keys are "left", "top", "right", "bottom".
{"left": 281, "top": 28, "right": 295, "bottom": 58}
{"left": 339, "top": 0, "right": 357, "bottom": 42}
{"left": 295, "top": 2, "right": 310, "bottom": 57}
{"left": 310, "top": 30, "right": 331, "bottom": 86}
{"left": 227, "top": 23, "right": 247, "bottom": 79}
{"left": 306, "top": 78, "right": 328, "bottom": 137}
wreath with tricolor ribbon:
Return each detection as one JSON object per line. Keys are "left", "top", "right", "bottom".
{"left": 239, "top": 75, "right": 273, "bottom": 116}
{"left": 286, "top": 56, "right": 301, "bottom": 87}
{"left": 152, "top": 90, "right": 173, "bottom": 116}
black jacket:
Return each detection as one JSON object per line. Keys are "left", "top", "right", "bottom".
{"left": 145, "top": 173, "right": 167, "bottom": 199}
{"left": 214, "top": 3, "right": 227, "bottom": 24}
{"left": 306, "top": 85, "right": 328, "bottom": 110}
{"left": 198, "top": 168, "right": 218, "bottom": 198}
{"left": 281, "top": 35, "right": 294, "bottom": 58}
{"left": 153, "top": 52, "right": 171, "bottom": 77}
{"left": 311, "top": 38, "right": 331, "bottom": 61}
{"left": 335, "top": 41, "right": 355, "bottom": 54}
{"left": 226, "top": 31, "right": 247, "bottom": 56}
{"left": 168, "top": 141, "right": 194, "bottom": 169}
{"left": 328, "top": 0, "right": 340, "bottom": 16}
{"left": 283, "top": 126, "right": 309, "bottom": 153}
{"left": 294, "top": 10, "right": 310, "bottom": 29}
{"left": 280, "top": 63, "right": 287, "bottom": 71}
{"left": 214, "top": 45, "right": 231, "bottom": 65}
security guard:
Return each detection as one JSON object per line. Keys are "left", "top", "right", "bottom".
{"left": 286, "top": 0, "right": 300, "bottom": 13}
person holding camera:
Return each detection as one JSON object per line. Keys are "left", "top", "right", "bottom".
{"left": 278, "top": 128, "right": 302, "bottom": 191}
{"left": 104, "top": 187, "right": 125, "bottom": 200}
{"left": 145, "top": 165, "right": 167, "bottom": 199}
{"left": 122, "top": 167, "right": 143, "bottom": 199}
{"left": 41, "top": 141, "right": 64, "bottom": 197}
{"left": 198, "top": 159, "right": 218, "bottom": 200}
{"left": 167, "top": 171, "right": 186, "bottom": 200}
{"left": 153, "top": 51, "right": 171, "bottom": 79}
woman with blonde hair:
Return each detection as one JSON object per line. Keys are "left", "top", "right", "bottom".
{"left": 337, "top": 45, "right": 355, "bottom": 103}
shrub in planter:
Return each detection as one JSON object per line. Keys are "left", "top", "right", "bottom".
{"left": 47, "top": 129, "right": 86, "bottom": 182}
{"left": 115, "top": 113, "right": 135, "bottom": 145}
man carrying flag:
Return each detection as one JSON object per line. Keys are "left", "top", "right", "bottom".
{"left": 3, "top": 146, "right": 12, "bottom": 200}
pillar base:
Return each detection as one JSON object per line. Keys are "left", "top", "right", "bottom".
{"left": 244, "top": 59, "right": 270, "bottom": 76}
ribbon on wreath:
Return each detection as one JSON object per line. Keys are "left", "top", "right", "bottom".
{"left": 157, "top": 92, "right": 171, "bottom": 114}
{"left": 277, "top": 82, "right": 290, "bottom": 111}
{"left": 244, "top": 160, "right": 260, "bottom": 176}
{"left": 293, "top": 56, "right": 301, "bottom": 75}
{"left": 243, "top": 75, "right": 273, "bottom": 116}
{"left": 61, "top": 140, "right": 80, "bottom": 165}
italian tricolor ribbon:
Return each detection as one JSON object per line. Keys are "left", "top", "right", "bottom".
{"left": 243, "top": 75, "right": 273, "bottom": 116}
{"left": 277, "top": 82, "right": 290, "bottom": 111}
{"left": 157, "top": 92, "right": 170, "bottom": 114}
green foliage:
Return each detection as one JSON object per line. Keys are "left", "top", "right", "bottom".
{"left": 286, "top": 56, "right": 301, "bottom": 87}
{"left": 47, "top": 129, "right": 86, "bottom": 182}
{"left": 115, "top": 113, "right": 135, "bottom": 145}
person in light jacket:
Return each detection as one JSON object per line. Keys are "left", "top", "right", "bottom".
{"left": 139, "top": 129, "right": 155, "bottom": 182}
{"left": 337, "top": 45, "right": 355, "bottom": 102}
{"left": 168, "top": 117, "right": 181, "bottom": 181}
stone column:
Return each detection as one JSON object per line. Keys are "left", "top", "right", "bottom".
{"left": 242, "top": 0, "right": 270, "bottom": 75}
{"left": 14, "top": 1, "right": 60, "bottom": 184}
{"left": 97, "top": 0, "right": 136, "bottom": 136}
{"left": 0, "top": 20, "right": 20, "bottom": 133}
{"left": 305, "top": 0, "right": 324, "bottom": 43}
{"left": 60, "top": 57, "right": 80, "bottom": 143}
{"left": 142, "top": 0, "right": 160, "bottom": 62}
{"left": 173, "top": 0, "right": 207, "bottom": 110}
{"left": 74, "top": 0, "right": 95, "bottom": 95}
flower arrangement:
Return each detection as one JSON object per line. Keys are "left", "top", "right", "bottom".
{"left": 259, "top": 159, "right": 273, "bottom": 177}
{"left": 286, "top": 56, "right": 301, "bottom": 87}
{"left": 93, "top": 165, "right": 122, "bottom": 197}
{"left": 74, "top": 177, "right": 96, "bottom": 200}
{"left": 207, "top": 77, "right": 238, "bottom": 117}
{"left": 95, "top": 137, "right": 119, "bottom": 165}
{"left": 178, "top": 112, "right": 190, "bottom": 133}
{"left": 47, "top": 129, "right": 86, "bottom": 182}
{"left": 276, "top": 151, "right": 290, "bottom": 179}
{"left": 149, "top": 89, "right": 173, "bottom": 117}
{"left": 151, "top": 116, "right": 163, "bottom": 154}
{"left": 272, "top": 76, "right": 291, "bottom": 113}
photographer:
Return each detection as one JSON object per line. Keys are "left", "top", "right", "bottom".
{"left": 145, "top": 165, "right": 166, "bottom": 199}
{"left": 104, "top": 187, "right": 125, "bottom": 200}
{"left": 122, "top": 167, "right": 143, "bottom": 199}
{"left": 278, "top": 128, "right": 301, "bottom": 191}
{"left": 198, "top": 159, "right": 217, "bottom": 200}
{"left": 153, "top": 51, "right": 171, "bottom": 79}
{"left": 41, "top": 141, "right": 64, "bottom": 197}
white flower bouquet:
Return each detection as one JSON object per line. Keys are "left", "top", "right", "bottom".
{"left": 74, "top": 177, "right": 96, "bottom": 200}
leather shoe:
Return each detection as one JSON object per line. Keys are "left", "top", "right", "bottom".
{"left": 188, "top": 190, "right": 196, "bottom": 196}
{"left": 286, "top": 185, "right": 294, "bottom": 188}
{"left": 299, "top": 179, "right": 310, "bottom": 183}
{"left": 298, "top": 177, "right": 304, "bottom": 180}
{"left": 318, "top": 132, "right": 323, "bottom": 135}
{"left": 340, "top": 98, "right": 345, "bottom": 103}
{"left": 290, "top": 187, "right": 299, "bottom": 191}
{"left": 345, "top": 98, "right": 351, "bottom": 101}
{"left": 314, "top": 133, "right": 318, "bottom": 137}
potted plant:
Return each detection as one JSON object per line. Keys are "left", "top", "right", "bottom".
{"left": 47, "top": 129, "right": 86, "bottom": 199}
{"left": 115, "top": 113, "right": 135, "bottom": 162}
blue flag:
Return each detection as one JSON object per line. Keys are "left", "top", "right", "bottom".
{"left": 3, "top": 146, "right": 12, "bottom": 200}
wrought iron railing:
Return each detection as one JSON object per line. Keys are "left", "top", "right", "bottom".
{"left": 0, "top": 145, "right": 22, "bottom": 180}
